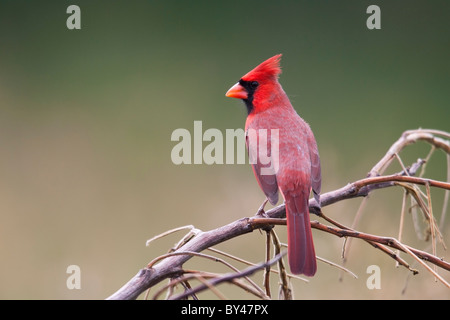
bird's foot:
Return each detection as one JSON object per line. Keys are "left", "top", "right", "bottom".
{"left": 255, "top": 199, "right": 274, "bottom": 232}
{"left": 255, "top": 199, "right": 269, "bottom": 217}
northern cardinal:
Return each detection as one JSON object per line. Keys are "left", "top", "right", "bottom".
{"left": 225, "top": 54, "right": 321, "bottom": 276}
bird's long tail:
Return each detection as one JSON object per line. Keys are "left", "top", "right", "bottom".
{"left": 285, "top": 191, "right": 317, "bottom": 276}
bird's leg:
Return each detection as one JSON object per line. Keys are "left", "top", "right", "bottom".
{"left": 255, "top": 199, "right": 273, "bottom": 233}
{"left": 255, "top": 198, "right": 269, "bottom": 217}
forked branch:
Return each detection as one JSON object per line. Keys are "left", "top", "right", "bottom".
{"left": 107, "top": 129, "right": 450, "bottom": 300}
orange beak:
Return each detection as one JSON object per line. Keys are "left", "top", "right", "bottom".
{"left": 225, "top": 82, "right": 248, "bottom": 99}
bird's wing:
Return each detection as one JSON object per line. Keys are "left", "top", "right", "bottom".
{"left": 246, "top": 132, "right": 279, "bottom": 205}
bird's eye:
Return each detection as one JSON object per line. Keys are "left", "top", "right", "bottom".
{"left": 250, "top": 81, "right": 259, "bottom": 89}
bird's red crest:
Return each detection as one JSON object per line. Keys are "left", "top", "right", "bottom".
{"left": 241, "top": 54, "right": 282, "bottom": 82}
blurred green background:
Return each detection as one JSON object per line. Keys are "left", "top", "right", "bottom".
{"left": 0, "top": 1, "right": 449, "bottom": 299}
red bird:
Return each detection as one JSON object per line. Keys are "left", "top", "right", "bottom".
{"left": 225, "top": 54, "right": 321, "bottom": 276}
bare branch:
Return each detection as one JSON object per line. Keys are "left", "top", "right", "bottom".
{"left": 107, "top": 129, "right": 450, "bottom": 299}
{"left": 369, "top": 128, "right": 450, "bottom": 177}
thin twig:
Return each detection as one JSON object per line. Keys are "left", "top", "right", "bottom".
{"left": 191, "top": 273, "right": 227, "bottom": 300}
{"left": 316, "top": 211, "right": 416, "bottom": 273}
{"left": 263, "top": 231, "right": 272, "bottom": 297}
{"left": 440, "top": 153, "right": 450, "bottom": 229}
{"left": 147, "top": 250, "right": 266, "bottom": 298}
{"left": 169, "top": 253, "right": 286, "bottom": 300}
{"left": 310, "top": 220, "right": 450, "bottom": 285}
{"left": 270, "top": 230, "right": 292, "bottom": 300}
{"left": 396, "top": 190, "right": 408, "bottom": 267}
{"left": 340, "top": 197, "right": 368, "bottom": 279}
{"left": 206, "top": 247, "right": 307, "bottom": 282}
{"left": 425, "top": 182, "right": 437, "bottom": 271}
{"left": 146, "top": 225, "right": 197, "bottom": 247}
{"left": 316, "top": 256, "right": 358, "bottom": 279}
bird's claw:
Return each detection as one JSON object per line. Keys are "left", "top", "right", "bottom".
{"left": 255, "top": 199, "right": 269, "bottom": 217}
